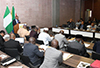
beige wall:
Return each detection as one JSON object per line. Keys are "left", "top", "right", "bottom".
{"left": 0, "top": 0, "right": 81, "bottom": 31}
{"left": 0, "top": 0, "right": 52, "bottom": 30}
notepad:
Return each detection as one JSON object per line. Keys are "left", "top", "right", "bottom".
{"left": 63, "top": 53, "right": 73, "bottom": 61}
{"left": 0, "top": 54, "right": 7, "bottom": 59}
{"left": 77, "top": 61, "right": 90, "bottom": 68}
{"left": 8, "top": 66, "right": 23, "bottom": 68}
{"left": 39, "top": 45, "right": 50, "bottom": 50}
{"left": 68, "top": 38, "right": 75, "bottom": 42}
{"left": 84, "top": 43, "right": 90, "bottom": 47}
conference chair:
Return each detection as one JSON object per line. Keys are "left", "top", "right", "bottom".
{"left": 36, "top": 40, "right": 44, "bottom": 45}
{"left": 20, "top": 53, "right": 40, "bottom": 68}
{"left": 4, "top": 48, "right": 20, "bottom": 59}
{"left": 92, "top": 51, "right": 100, "bottom": 60}
{"left": 25, "top": 36, "right": 30, "bottom": 41}
{"left": 67, "top": 46, "right": 80, "bottom": 55}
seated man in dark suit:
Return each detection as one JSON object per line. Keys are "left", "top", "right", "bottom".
{"left": 78, "top": 21, "right": 87, "bottom": 30}
{"left": 68, "top": 35, "right": 89, "bottom": 57}
{"left": 67, "top": 19, "right": 76, "bottom": 29}
{"left": 0, "top": 30, "right": 5, "bottom": 51}
{"left": 23, "top": 37, "right": 44, "bottom": 66}
{"left": 93, "top": 41, "right": 100, "bottom": 54}
{"left": 4, "top": 33, "right": 22, "bottom": 53}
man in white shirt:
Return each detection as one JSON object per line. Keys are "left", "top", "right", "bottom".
{"left": 38, "top": 28, "right": 53, "bottom": 45}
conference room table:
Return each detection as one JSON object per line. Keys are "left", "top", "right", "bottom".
{"left": 62, "top": 51, "right": 94, "bottom": 68}
{"left": 0, "top": 51, "right": 29, "bottom": 68}
{"left": 41, "top": 27, "right": 100, "bottom": 39}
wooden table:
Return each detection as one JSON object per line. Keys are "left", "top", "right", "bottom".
{"left": 85, "top": 42, "right": 94, "bottom": 50}
{"left": 0, "top": 51, "right": 29, "bottom": 68}
{"left": 62, "top": 51, "right": 94, "bottom": 68}
{"left": 37, "top": 43, "right": 94, "bottom": 68}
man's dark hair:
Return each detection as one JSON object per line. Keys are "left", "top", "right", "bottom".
{"left": 0, "top": 30, "right": 5, "bottom": 34}
{"left": 31, "top": 25, "right": 36, "bottom": 29}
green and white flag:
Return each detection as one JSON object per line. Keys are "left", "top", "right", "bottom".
{"left": 3, "top": 6, "right": 13, "bottom": 34}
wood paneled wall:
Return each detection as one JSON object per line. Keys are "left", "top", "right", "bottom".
{"left": 83, "top": 0, "right": 100, "bottom": 20}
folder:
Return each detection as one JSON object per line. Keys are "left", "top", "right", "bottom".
{"left": 90, "top": 60, "right": 100, "bottom": 68}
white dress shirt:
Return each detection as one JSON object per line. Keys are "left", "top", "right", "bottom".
{"left": 38, "top": 32, "right": 53, "bottom": 45}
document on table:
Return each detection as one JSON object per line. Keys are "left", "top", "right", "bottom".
{"left": 63, "top": 53, "right": 73, "bottom": 61}
{"left": 0, "top": 54, "right": 7, "bottom": 59}
{"left": 39, "top": 45, "right": 51, "bottom": 50}
{"left": 68, "top": 38, "right": 75, "bottom": 42}
{"left": 84, "top": 43, "right": 90, "bottom": 47}
{"left": 77, "top": 61, "right": 90, "bottom": 68}
{"left": 8, "top": 66, "right": 23, "bottom": 68}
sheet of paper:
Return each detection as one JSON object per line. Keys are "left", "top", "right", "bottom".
{"left": 68, "top": 38, "right": 75, "bottom": 42}
{"left": 19, "top": 24, "right": 24, "bottom": 28}
{"left": 77, "top": 61, "right": 90, "bottom": 68}
{"left": 39, "top": 45, "right": 50, "bottom": 50}
{"left": 63, "top": 53, "right": 73, "bottom": 61}
{"left": 0, "top": 54, "right": 7, "bottom": 59}
{"left": 84, "top": 43, "right": 90, "bottom": 47}
{"left": 8, "top": 66, "right": 23, "bottom": 68}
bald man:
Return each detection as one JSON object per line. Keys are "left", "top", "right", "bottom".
{"left": 54, "top": 30, "right": 68, "bottom": 50}
{"left": 40, "top": 39, "right": 63, "bottom": 68}
{"left": 23, "top": 37, "right": 44, "bottom": 66}
{"left": 4, "top": 33, "right": 22, "bottom": 53}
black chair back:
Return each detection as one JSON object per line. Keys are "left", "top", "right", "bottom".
{"left": 36, "top": 40, "right": 44, "bottom": 45}
{"left": 4, "top": 48, "right": 19, "bottom": 58}
{"left": 92, "top": 51, "right": 100, "bottom": 60}
{"left": 67, "top": 46, "right": 80, "bottom": 55}
{"left": 20, "top": 53, "right": 40, "bottom": 68}
{"left": 25, "top": 36, "right": 30, "bottom": 41}
{"left": 20, "top": 54, "right": 31, "bottom": 66}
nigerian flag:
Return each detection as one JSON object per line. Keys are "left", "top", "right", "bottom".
{"left": 3, "top": 6, "right": 13, "bottom": 34}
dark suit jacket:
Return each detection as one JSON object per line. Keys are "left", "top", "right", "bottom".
{"left": 68, "top": 41, "right": 87, "bottom": 56}
{"left": 30, "top": 30, "right": 38, "bottom": 39}
{"left": 13, "top": 19, "right": 20, "bottom": 26}
{"left": 78, "top": 24, "right": 87, "bottom": 30}
{"left": 67, "top": 21, "right": 76, "bottom": 29}
{"left": 23, "top": 43, "right": 44, "bottom": 65}
{"left": 0, "top": 35, "right": 5, "bottom": 50}
{"left": 4, "top": 39, "right": 22, "bottom": 53}
{"left": 93, "top": 41, "right": 100, "bottom": 54}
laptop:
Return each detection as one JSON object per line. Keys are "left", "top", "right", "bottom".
{"left": 15, "top": 38, "right": 24, "bottom": 44}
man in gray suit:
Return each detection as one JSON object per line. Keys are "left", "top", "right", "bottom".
{"left": 40, "top": 39, "right": 63, "bottom": 68}
{"left": 23, "top": 37, "right": 44, "bottom": 66}
{"left": 54, "top": 30, "right": 68, "bottom": 50}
